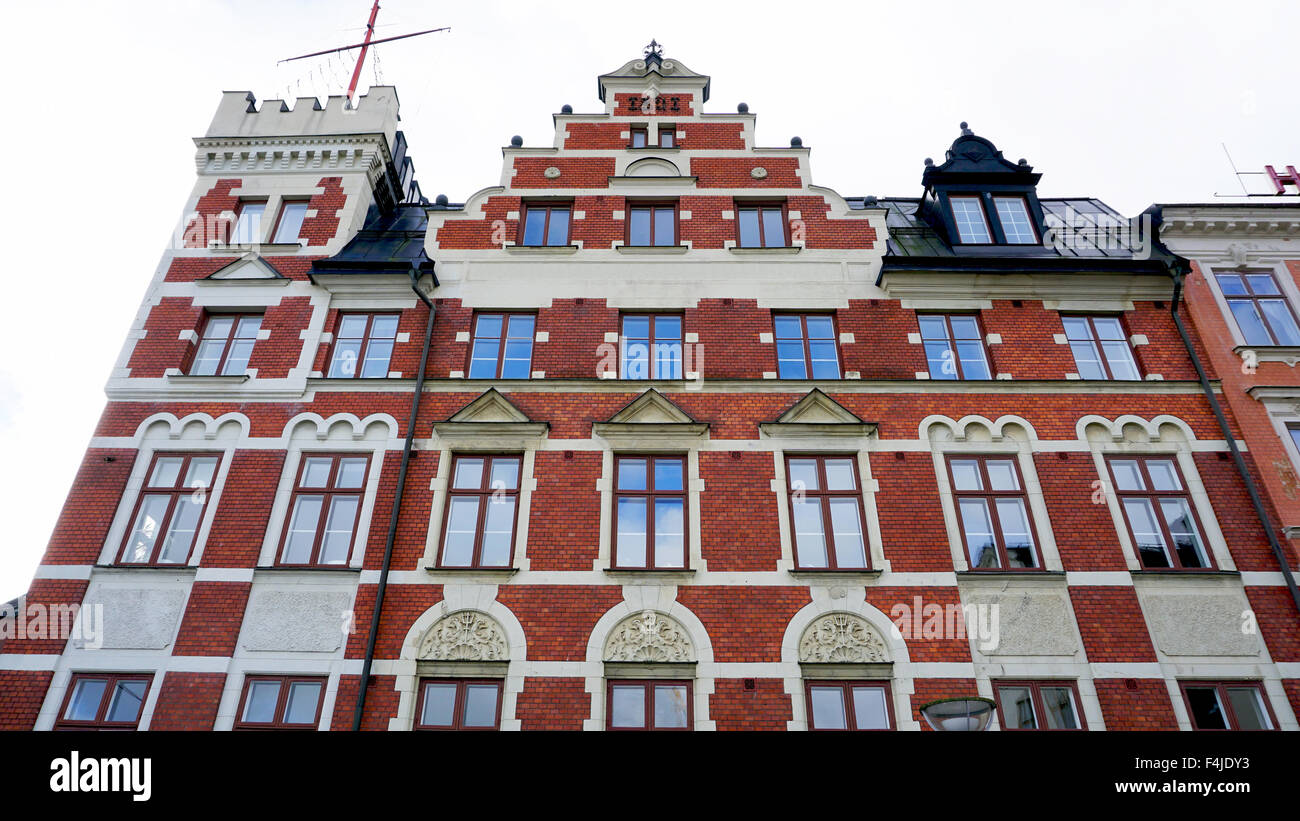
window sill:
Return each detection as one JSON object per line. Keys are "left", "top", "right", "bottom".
{"left": 788, "top": 568, "right": 883, "bottom": 580}
{"left": 955, "top": 570, "right": 1066, "bottom": 580}
{"left": 165, "top": 373, "right": 250, "bottom": 385}
{"left": 603, "top": 568, "right": 696, "bottom": 580}
{"left": 1231, "top": 344, "right": 1300, "bottom": 366}
{"left": 626, "top": 146, "right": 680, "bottom": 152}
{"left": 727, "top": 246, "right": 802, "bottom": 255}
{"left": 207, "top": 241, "right": 305, "bottom": 254}
{"left": 614, "top": 244, "right": 690, "bottom": 255}
{"left": 255, "top": 565, "right": 362, "bottom": 573}
{"left": 96, "top": 563, "right": 197, "bottom": 574}
{"left": 502, "top": 243, "right": 580, "bottom": 255}
{"left": 1129, "top": 568, "right": 1240, "bottom": 579}
{"left": 423, "top": 566, "right": 520, "bottom": 579}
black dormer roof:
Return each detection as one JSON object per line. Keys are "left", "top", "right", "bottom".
{"left": 922, "top": 123, "right": 1041, "bottom": 188}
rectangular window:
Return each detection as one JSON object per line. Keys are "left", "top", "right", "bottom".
{"left": 414, "top": 679, "right": 503, "bottom": 730}
{"left": 994, "top": 680, "right": 1085, "bottom": 730}
{"left": 620, "top": 314, "right": 682, "bottom": 379}
{"left": 277, "top": 454, "right": 369, "bottom": 567}
{"left": 614, "top": 455, "right": 686, "bottom": 569}
{"left": 607, "top": 680, "right": 692, "bottom": 730}
{"left": 805, "top": 681, "right": 893, "bottom": 730}
{"left": 234, "top": 675, "right": 326, "bottom": 730}
{"left": 438, "top": 454, "right": 522, "bottom": 568}
{"left": 1289, "top": 425, "right": 1300, "bottom": 463}
{"left": 948, "top": 456, "right": 1040, "bottom": 570}
{"left": 271, "top": 199, "right": 310, "bottom": 243}
{"left": 774, "top": 314, "right": 840, "bottom": 379}
{"left": 736, "top": 202, "right": 788, "bottom": 248}
{"left": 1180, "top": 681, "right": 1276, "bottom": 730}
{"left": 1216, "top": 271, "right": 1300, "bottom": 346}
{"left": 55, "top": 673, "right": 152, "bottom": 730}
{"left": 918, "top": 314, "right": 991, "bottom": 380}
{"left": 1107, "top": 457, "right": 1211, "bottom": 570}
{"left": 468, "top": 313, "right": 535, "bottom": 379}
{"left": 327, "top": 313, "right": 399, "bottom": 379}
{"left": 1061, "top": 315, "right": 1141, "bottom": 380}
{"left": 629, "top": 127, "right": 648, "bottom": 148}
{"left": 658, "top": 126, "right": 675, "bottom": 148}
{"left": 993, "top": 196, "right": 1038, "bottom": 244}
{"left": 190, "top": 313, "right": 262, "bottom": 376}
{"left": 518, "top": 203, "right": 571, "bottom": 247}
{"left": 627, "top": 202, "right": 677, "bottom": 247}
{"left": 949, "top": 196, "right": 991, "bottom": 243}
{"left": 785, "top": 455, "right": 868, "bottom": 570}
{"left": 119, "top": 453, "right": 221, "bottom": 565}
{"left": 230, "top": 200, "right": 266, "bottom": 244}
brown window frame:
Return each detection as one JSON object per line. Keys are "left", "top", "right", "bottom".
{"left": 605, "top": 679, "right": 693, "bottom": 731}
{"left": 271, "top": 198, "right": 311, "bottom": 244}
{"left": 804, "top": 680, "right": 895, "bottom": 731}
{"left": 946, "top": 455, "right": 1042, "bottom": 571}
{"left": 436, "top": 454, "right": 523, "bottom": 569}
{"left": 54, "top": 673, "right": 153, "bottom": 730}
{"left": 117, "top": 451, "right": 222, "bottom": 566}
{"left": 1060, "top": 314, "right": 1141, "bottom": 381}
{"left": 784, "top": 454, "right": 870, "bottom": 571}
{"left": 612, "top": 454, "right": 689, "bottom": 570}
{"left": 619, "top": 312, "right": 684, "bottom": 380}
{"left": 1105, "top": 455, "right": 1214, "bottom": 571}
{"left": 233, "top": 675, "right": 327, "bottom": 730}
{"left": 735, "top": 200, "right": 789, "bottom": 248}
{"left": 993, "top": 679, "right": 1087, "bottom": 731}
{"left": 413, "top": 678, "right": 504, "bottom": 730}
{"left": 516, "top": 201, "right": 573, "bottom": 247}
{"left": 657, "top": 125, "right": 676, "bottom": 148}
{"left": 466, "top": 312, "right": 536, "bottom": 379}
{"left": 918, "top": 313, "right": 993, "bottom": 380}
{"left": 772, "top": 312, "right": 842, "bottom": 379}
{"left": 629, "top": 127, "right": 649, "bottom": 148}
{"left": 275, "top": 453, "right": 370, "bottom": 568}
{"left": 1215, "top": 269, "right": 1300, "bottom": 347}
{"left": 1178, "top": 680, "right": 1278, "bottom": 731}
{"left": 229, "top": 198, "right": 267, "bottom": 244}
{"left": 188, "top": 312, "right": 262, "bottom": 376}
{"left": 326, "top": 312, "right": 400, "bottom": 379}
{"left": 625, "top": 200, "right": 679, "bottom": 247}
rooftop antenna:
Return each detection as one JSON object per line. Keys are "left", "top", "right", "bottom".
{"left": 278, "top": 1, "right": 449, "bottom": 104}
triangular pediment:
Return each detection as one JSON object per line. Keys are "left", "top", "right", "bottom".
{"left": 605, "top": 389, "right": 695, "bottom": 425}
{"left": 204, "top": 255, "right": 286, "bottom": 281}
{"left": 775, "top": 389, "right": 864, "bottom": 425}
{"left": 447, "top": 389, "right": 531, "bottom": 424}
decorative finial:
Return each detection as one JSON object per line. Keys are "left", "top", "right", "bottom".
{"left": 644, "top": 39, "right": 664, "bottom": 60}
{"left": 510, "top": 135, "right": 523, "bottom": 147}
{"left": 737, "top": 102, "right": 749, "bottom": 113}
{"left": 924, "top": 157, "right": 934, "bottom": 167}
{"left": 790, "top": 136, "right": 803, "bottom": 147}
{"left": 960, "top": 121, "right": 973, "bottom": 136}
{"left": 1018, "top": 158, "right": 1028, "bottom": 166}
{"left": 561, "top": 104, "right": 573, "bottom": 114}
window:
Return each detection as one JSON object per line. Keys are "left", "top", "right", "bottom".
{"left": 190, "top": 313, "right": 261, "bottom": 376}
{"left": 1062, "top": 315, "right": 1140, "bottom": 380}
{"left": 613, "top": 456, "right": 686, "bottom": 569}
{"left": 234, "top": 676, "right": 326, "bottom": 730}
{"left": 993, "top": 681, "right": 1085, "bottom": 730}
{"left": 278, "top": 454, "right": 369, "bottom": 566}
{"left": 55, "top": 674, "right": 151, "bottom": 730}
{"left": 327, "top": 313, "right": 399, "bottom": 378}
{"left": 468, "top": 313, "right": 535, "bottom": 379}
{"left": 519, "top": 203, "right": 571, "bottom": 247}
{"left": 992, "top": 196, "right": 1037, "bottom": 244}
{"left": 1216, "top": 271, "right": 1300, "bottom": 346}
{"left": 737, "top": 202, "right": 787, "bottom": 248}
{"left": 1107, "top": 457, "right": 1211, "bottom": 570}
{"left": 919, "top": 314, "right": 991, "bottom": 380}
{"left": 438, "top": 455, "right": 521, "bottom": 568}
{"left": 229, "top": 200, "right": 265, "bottom": 244}
{"left": 119, "top": 453, "right": 221, "bottom": 565}
{"left": 805, "top": 681, "right": 893, "bottom": 730}
{"left": 949, "top": 196, "right": 991, "bottom": 243}
{"left": 786, "top": 455, "right": 868, "bottom": 570}
{"left": 271, "top": 199, "right": 309, "bottom": 243}
{"left": 627, "top": 202, "right": 677, "bottom": 247}
{"left": 1289, "top": 425, "right": 1300, "bottom": 462}
{"left": 1180, "top": 681, "right": 1276, "bottom": 730}
{"left": 629, "top": 127, "right": 648, "bottom": 148}
{"left": 621, "top": 314, "right": 682, "bottom": 379}
{"left": 658, "top": 126, "right": 675, "bottom": 148}
{"left": 774, "top": 314, "right": 840, "bottom": 379}
{"left": 948, "top": 456, "right": 1040, "bottom": 570}
{"left": 607, "top": 680, "right": 691, "bottom": 730}
{"left": 414, "top": 679, "right": 502, "bottom": 730}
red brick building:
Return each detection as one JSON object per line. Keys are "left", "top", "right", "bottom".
{"left": 2, "top": 49, "right": 1297, "bottom": 732}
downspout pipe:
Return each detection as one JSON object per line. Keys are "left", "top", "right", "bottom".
{"left": 352, "top": 267, "right": 436, "bottom": 730}
{"left": 1151, "top": 206, "right": 1300, "bottom": 616}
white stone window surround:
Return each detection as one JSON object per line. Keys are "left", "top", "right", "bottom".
{"left": 1160, "top": 673, "right": 1299, "bottom": 731}
{"left": 980, "top": 667, "right": 1105, "bottom": 731}
{"left": 34, "top": 659, "right": 168, "bottom": 732}
{"left": 212, "top": 663, "right": 345, "bottom": 731}
{"left": 422, "top": 444, "right": 542, "bottom": 573}
{"left": 255, "top": 414, "right": 400, "bottom": 569}
{"left": 1078, "top": 415, "right": 1236, "bottom": 572}
{"left": 593, "top": 444, "right": 706, "bottom": 573}
{"left": 921, "top": 415, "right": 1064, "bottom": 573}
{"left": 207, "top": 175, "right": 333, "bottom": 249}
{"left": 1201, "top": 260, "right": 1300, "bottom": 350}
{"left": 1254, "top": 391, "right": 1300, "bottom": 478}
{"left": 767, "top": 444, "right": 889, "bottom": 573}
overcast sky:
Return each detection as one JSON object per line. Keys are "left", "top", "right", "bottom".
{"left": 1, "top": 0, "right": 1297, "bottom": 600}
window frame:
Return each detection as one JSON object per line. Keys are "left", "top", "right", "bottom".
{"left": 1214, "top": 269, "right": 1300, "bottom": 347}
{"left": 1105, "top": 455, "right": 1214, "bottom": 571}
{"left": 117, "top": 451, "right": 222, "bottom": 566}
{"left": 992, "top": 679, "right": 1087, "bottom": 731}
{"left": 735, "top": 200, "right": 789, "bottom": 248}
{"left": 270, "top": 198, "right": 311, "bottom": 244}
{"left": 413, "top": 678, "right": 504, "bottom": 731}
{"left": 229, "top": 198, "right": 267, "bottom": 244}
{"left": 625, "top": 200, "right": 679, "bottom": 247}
{"left": 773, "top": 312, "right": 842, "bottom": 380}
{"left": 275, "top": 452, "right": 371, "bottom": 568}
{"left": 435, "top": 453, "right": 524, "bottom": 569}
{"left": 619, "top": 312, "right": 684, "bottom": 380}
{"left": 804, "top": 680, "right": 895, "bottom": 731}
{"left": 629, "top": 126, "right": 649, "bottom": 148}
{"left": 516, "top": 201, "right": 573, "bottom": 247}
{"left": 1178, "top": 680, "right": 1278, "bottom": 731}
{"left": 326, "top": 312, "right": 400, "bottom": 379}
{"left": 467, "top": 312, "right": 537, "bottom": 379}
{"left": 233, "top": 675, "right": 327, "bottom": 730}
{"left": 991, "top": 195, "right": 1039, "bottom": 245}
{"left": 189, "top": 312, "right": 263, "bottom": 376}
{"left": 605, "top": 679, "right": 693, "bottom": 731}
{"left": 948, "top": 195, "right": 993, "bottom": 244}
{"left": 918, "top": 313, "right": 992, "bottom": 380}
{"left": 611, "top": 454, "right": 689, "bottom": 570}
{"left": 657, "top": 125, "right": 676, "bottom": 148}
{"left": 945, "top": 454, "right": 1043, "bottom": 571}
{"left": 784, "top": 453, "right": 871, "bottom": 571}
{"left": 1060, "top": 314, "right": 1142, "bottom": 380}
{"left": 54, "top": 673, "right": 153, "bottom": 730}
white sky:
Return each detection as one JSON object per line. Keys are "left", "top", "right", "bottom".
{"left": 1, "top": 0, "right": 1297, "bottom": 600}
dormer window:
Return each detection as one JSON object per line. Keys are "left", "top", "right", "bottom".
{"left": 993, "top": 196, "right": 1038, "bottom": 244}
{"left": 949, "top": 196, "right": 992, "bottom": 244}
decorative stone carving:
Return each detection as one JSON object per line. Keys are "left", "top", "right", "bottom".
{"left": 751, "top": 166, "right": 768, "bottom": 179}
{"left": 418, "top": 611, "right": 508, "bottom": 661}
{"left": 798, "top": 613, "right": 888, "bottom": 663}
{"left": 543, "top": 166, "right": 561, "bottom": 179}
{"left": 604, "top": 610, "right": 694, "bottom": 662}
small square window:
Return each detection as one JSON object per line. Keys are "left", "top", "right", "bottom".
{"left": 629, "top": 127, "right": 649, "bottom": 148}
{"left": 55, "top": 673, "right": 152, "bottom": 730}
{"left": 606, "top": 680, "right": 692, "bottom": 730}
{"left": 468, "top": 313, "right": 535, "bottom": 379}
{"left": 627, "top": 202, "right": 677, "bottom": 247}
{"left": 327, "top": 313, "right": 399, "bottom": 378}
{"left": 234, "top": 675, "right": 326, "bottom": 730}
{"left": 737, "top": 202, "right": 787, "bottom": 248}
{"left": 994, "top": 680, "right": 1085, "bottom": 730}
{"left": 415, "top": 679, "right": 502, "bottom": 730}
{"left": 190, "top": 313, "right": 262, "bottom": 376}
{"left": 774, "top": 314, "right": 840, "bottom": 379}
{"left": 437, "top": 454, "right": 522, "bottom": 568}
{"left": 119, "top": 452, "right": 221, "bottom": 565}
{"left": 949, "top": 196, "right": 991, "bottom": 244}
{"left": 658, "top": 126, "right": 675, "bottom": 148}
{"left": 277, "top": 454, "right": 370, "bottom": 567}
{"left": 518, "top": 203, "right": 571, "bottom": 247}
{"left": 918, "top": 314, "right": 991, "bottom": 380}
{"left": 229, "top": 200, "right": 266, "bottom": 244}
{"left": 272, "top": 200, "right": 310, "bottom": 243}
{"left": 806, "top": 681, "right": 893, "bottom": 730}
{"left": 1180, "top": 681, "right": 1276, "bottom": 730}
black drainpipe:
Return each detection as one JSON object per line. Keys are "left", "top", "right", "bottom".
{"left": 1156, "top": 218, "right": 1300, "bottom": 616}
{"left": 352, "top": 268, "right": 436, "bottom": 730}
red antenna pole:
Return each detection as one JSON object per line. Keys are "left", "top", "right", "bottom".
{"left": 346, "top": 0, "right": 381, "bottom": 103}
